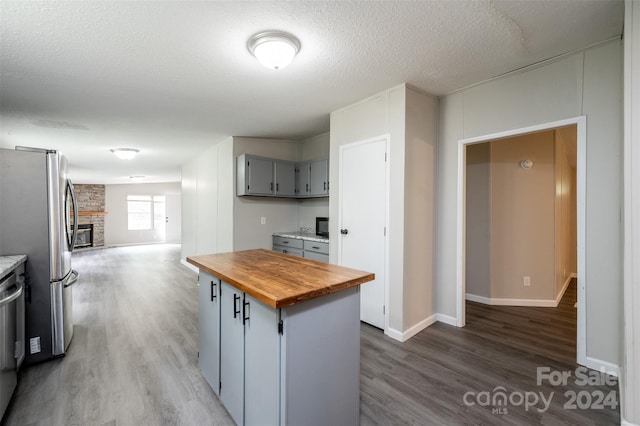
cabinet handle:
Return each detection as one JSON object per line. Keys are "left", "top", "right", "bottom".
{"left": 276, "top": 183, "right": 279, "bottom": 192}
{"left": 211, "top": 280, "right": 217, "bottom": 301}
{"left": 243, "top": 299, "right": 250, "bottom": 325}
{"left": 306, "top": 183, "right": 309, "bottom": 192}
{"left": 233, "top": 294, "right": 240, "bottom": 318}
{"left": 270, "top": 182, "right": 273, "bottom": 191}
{"left": 283, "top": 249, "right": 288, "bottom": 254}
{"left": 312, "top": 246, "right": 320, "bottom": 250}
{"left": 282, "top": 241, "right": 289, "bottom": 244}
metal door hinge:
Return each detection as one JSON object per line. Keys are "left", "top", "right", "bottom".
{"left": 383, "top": 305, "right": 386, "bottom": 314}
{"left": 278, "top": 320, "right": 284, "bottom": 335}
{"left": 219, "top": 381, "right": 222, "bottom": 392}
{"left": 384, "top": 227, "right": 386, "bottom": 236}
{"left": 385, "top": 152, "right": 387, "bottom": 162}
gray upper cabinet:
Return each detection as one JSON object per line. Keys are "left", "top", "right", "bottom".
{"left": 296, "top": 163, "right": 311, "bottom": 196}
{"left": 274, "top": 161, "right": 296, "bottom": 197}
{"left": 309, "top": 159, "right": 329, "bottom": 196}
{"left": 237, "top": 154, "right": 274, "bottom": 196}
{"left": 296, "top": 159, "right": 329, "bottom": 198}
{"left": 238, "top": 154, "right": 328, "bottom": 198}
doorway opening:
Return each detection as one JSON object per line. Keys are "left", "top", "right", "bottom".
{"left": 456, "top": 117, "right": 587, "bottom": 366}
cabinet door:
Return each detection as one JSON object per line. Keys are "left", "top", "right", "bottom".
{"left": 244, "top": 295, "right": 280, "bottom": 426}
{"left": 297, "top": 163, "right": 311, "bottom": 196}
{"left": 220, "top": 281, "right": 245, "bottom": 425}
{"left": 275, "top": 161, "right": 296, "bottom": 197}
{"left": 247, "top": 157, "right": 274, "bottom": 195}
{"left": 309, "top": 159, "right": 328, "bottom": 196}
{"left": 198, "top": 271, "right": 220, "bottom": 395}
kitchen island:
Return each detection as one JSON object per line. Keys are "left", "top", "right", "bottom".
{"left": 187, "top": 249, "right": 374, "bottom": 426}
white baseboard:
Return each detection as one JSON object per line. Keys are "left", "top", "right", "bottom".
{"left": 577, "top": 356, "right": 620, "bottom": 378}
{"left": 385, "top": 315, "right": 438, "bottom": 342}
{"left": 465, "top": 293, "right": 558, "bottom": 307}
{"left": 180, "top": 259, "right": 199, "bottom": 273}
{"left": 554, "top": 275, "right": 574, "bottom": 306}
{"left": 436, "top": 313, "right": 458, "bottom": 326}
{"left": 621, "top": 420, "right": 640, "bottom": 426}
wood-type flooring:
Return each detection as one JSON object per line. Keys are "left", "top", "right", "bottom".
{"left": 2, "top": 245, "right": 619, "bottom": 425}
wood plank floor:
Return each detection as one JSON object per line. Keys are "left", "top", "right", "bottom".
{"left": 2, "top": 245, "right": 619, "bottom": 425}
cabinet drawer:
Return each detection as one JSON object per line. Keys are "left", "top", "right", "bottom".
{"left": 304, "top": 251, "right": 329, "bottom": 263}
{"left": 303, "top": 240, "right": 329, "bottom": 254}
{"left": 272, "top": 246, "right": 303, "bottom": 257}
{"left": 273, "top": 236, "right": 303, "bottom": 249}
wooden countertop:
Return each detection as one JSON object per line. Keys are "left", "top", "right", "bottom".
{"left": 187, "top": 249, "right": 374, "bottom": 309}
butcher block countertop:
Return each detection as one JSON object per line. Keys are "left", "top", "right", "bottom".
{"left": 187, "top": 249, "right": 374, "bottom": 309}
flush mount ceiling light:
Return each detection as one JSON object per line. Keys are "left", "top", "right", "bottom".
{"left": 111, "top": 148, "right": 139, "bottom": 160}
{"left": 247, "top": 31, "right": 300, "bottom": 70}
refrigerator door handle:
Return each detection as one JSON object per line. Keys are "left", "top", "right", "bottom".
{"left": 67, "top": 179, "right": 79, "bottom": 252}
{"left": 63, "top": 270, "right": 79, "bottom": 289}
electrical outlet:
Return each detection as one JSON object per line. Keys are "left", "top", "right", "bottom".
{"left": 30, "top": 337, "right": 41, "bottom": 354}
{"left": 523, "top": 276, "right": 531, "bottom": 287}
{"left": 260, "top": 217, "right": 266, "bottom": 225}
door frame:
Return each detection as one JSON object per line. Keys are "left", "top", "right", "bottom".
{"left": 338, "top": 134, "right": 391, "bottom": 332}
{"left": 455, "top": 116, "right": 587, "bottom": 366}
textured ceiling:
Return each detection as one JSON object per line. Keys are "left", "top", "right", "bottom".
{"left": 0, "top": 1, "right": 624, "bottom": 184}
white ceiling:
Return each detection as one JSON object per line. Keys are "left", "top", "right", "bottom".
{"left": 0, "top": 1, "right": 623, "bottom": 184}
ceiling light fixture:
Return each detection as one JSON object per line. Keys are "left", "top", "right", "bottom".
{"left": 247, "top": 31, "right": 300, "bottom": 70}
{"left": 111, "top": 148, "right": 139, "bottom": 160}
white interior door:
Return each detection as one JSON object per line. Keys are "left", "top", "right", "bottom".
{"left": 164, "top": 193, "right": 181, "bottom": 243}
{"left": 339, "top": 137, "right": 387, "bottom": 329}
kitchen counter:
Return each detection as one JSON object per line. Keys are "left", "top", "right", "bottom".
{"left": 187, "top": 248, "right": 373, "bottom": 309}
{"left": 190, "top": 248, "right": 372, "bottom": 425}
{"left": 0, "top": 255, "right": 27, "bottom": 281}
{"left": 272, "top": 231, "right": 328, "bottom": 243}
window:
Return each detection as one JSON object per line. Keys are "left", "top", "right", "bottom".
{"left": 127, "top": 195, "right": 166, "bottom": 231}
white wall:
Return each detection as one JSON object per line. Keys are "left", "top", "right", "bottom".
{"left": 623, "top": 0, "right": 640, "bottom": 423}
{"left": 438, "top": 40, "right": 623, "bottom": 366}
{"left": 330, "top": 84, "right": 438, "bottom": 337}
{"left": 182, "top": 134, "right": 330, "bottom": 260}
{"left": 105, "top": 182, "right": 181, "bottom": 246}
{"left": 181, "top": 137, "right": 234, "bottom": 261}
{"left": 232, "top": 137, "right": 300, "bottom": 251}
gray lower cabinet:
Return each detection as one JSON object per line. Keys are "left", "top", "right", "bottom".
{"left": 220, "top": 281, "right": 279, "bottom": 426}
{"left": 272, "top": 236, "right": 303, "bottom": 257}
{"left": 272, "top": 236, "right": 329, "bottom": 263}
{"left": 303, "top": 240, "right": 329, "bottom": 263}
{"left": 201, "top": 279, "right": 360, "bottom": 426}
{"left": 198, "top": 271, "right": 220, "bottom": 395}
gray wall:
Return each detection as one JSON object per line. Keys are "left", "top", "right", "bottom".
{"left": 437, "top": 40, "right": 623, "bottom": 365}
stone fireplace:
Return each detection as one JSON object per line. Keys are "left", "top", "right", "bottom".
{"left": 74, "top": 184, "right": 105, "bottom": 248}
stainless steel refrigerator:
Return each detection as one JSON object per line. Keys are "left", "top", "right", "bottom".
{"left": 0, "top": 147, "right": 79, "bottom": 365}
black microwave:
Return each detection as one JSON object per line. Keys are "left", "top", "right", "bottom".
{"left": 316, "top": 217, "right": 329, "bottom": 238}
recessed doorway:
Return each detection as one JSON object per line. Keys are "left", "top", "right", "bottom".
{"left": 456, "top": 116, "right": 587, "bottom": 366}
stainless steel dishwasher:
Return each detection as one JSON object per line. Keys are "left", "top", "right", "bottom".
{"left": 0, "top": 271, "right": 24, "bottom": 420}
